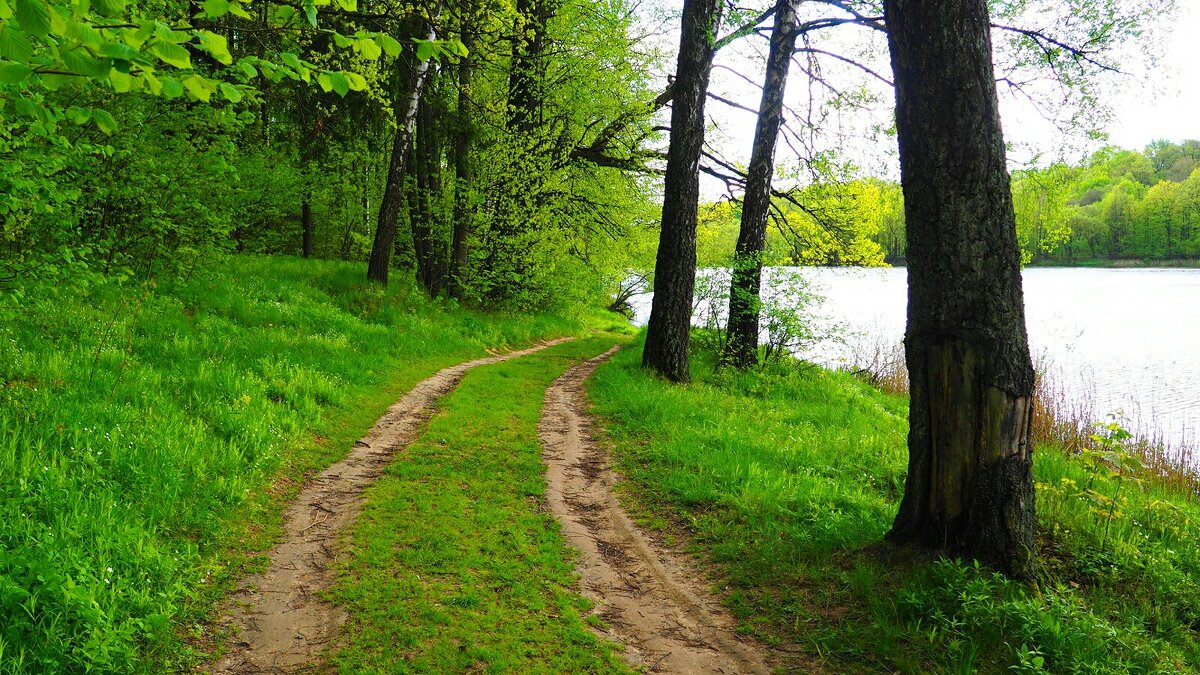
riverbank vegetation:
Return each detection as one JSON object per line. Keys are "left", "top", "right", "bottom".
{"left": 590, "top": 334, "right": 1200, "bottom": 672}
{"left": 0, "top": 256, "right": 586, "bottom": 671}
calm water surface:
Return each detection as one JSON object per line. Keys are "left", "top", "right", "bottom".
{"left": 631, "top": 267, "right": 1200, "bottom": 450}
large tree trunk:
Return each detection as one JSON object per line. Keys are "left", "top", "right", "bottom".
{"left": 722, "top": 0, "right": 799, "bottom": 369}
{"left": 449, "top": 21, "right": 475, "bottom": 299}
{"left": 507, "top": 0, "right": 552, "bottom": 133}
{"left": 301, "top": 199, "right": 315, "bottom": 258}
{"left": 883, "top": 0, "right": 1037, "bottom": 578}
{"left": 367, "top": 16, "right": 437, "bottom": 285}
{"left": 641, "top": 0, "right": 724, "bottom": 382}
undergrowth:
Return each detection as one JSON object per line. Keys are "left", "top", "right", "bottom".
{"left": 588, "top": 333, "right": 1200, "bottom": 673}
{"left": 0, "top": 255, "right": 581, "bottom": 673}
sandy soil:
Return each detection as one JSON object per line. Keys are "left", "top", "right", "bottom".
{"left": 206, "top": 338, "right": 574, "bottom": 674}
{"left": 539, "top": 346, "right": 772, "bottom": 674}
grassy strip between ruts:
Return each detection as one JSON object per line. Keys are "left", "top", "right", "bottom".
{"left": 588, "top": 333, "right": 1200, "bottom": 674}
{"left": 329, "top": 335, "right": 633, "bottom": 674}
{"left": 0, "top": 255, "right": 599, "bottom": 673}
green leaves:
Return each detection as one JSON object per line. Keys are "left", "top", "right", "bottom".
{"left": 197, "top": 30, "right": 231, "bottom": 65}
{"left": 92, "top": 108, "right": 117, "bottom": 133}
{"left": 107, "top": 67, "right": 133, "bottom": 92}
{"left": 149, "top": 40, "right": 191, "bottom": 69}
{"left": 61, "top": 47, "right": 110, "bottom": 78}
{"left": 376, "top": 34, "right": 402, "bottom": 58}
{"left": 0, "top": 60, "right": 31, "bottom": 82}
{"left": 182, "top": 73, "right": 214, "bottom": 102}
{"left": 201, "top": 0, "right": 229, "bottom": 18}
{"left": 353, "top": 37, "right": 381, "bottom": 61}
{"left": 98, "top": 41, "right": 138, "bottom": 60}
{"left": 218, "top": 82, "right": 241, "bottom": 102}
{"left": 14, "top": 0, "right": 50, "bottom": 38}
{"left": 0, "top": 25, "right": 34, "bottom": 62}
{"left": 317, "top": 69, "right": 365, "bottom": 95}
{"left": 414, "top": 39, "right": 434, "bottom": 62}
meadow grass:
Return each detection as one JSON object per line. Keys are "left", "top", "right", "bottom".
{"left": 0, "top": 255, "right": 583, "bottom": 673}
{"left": 330, "top": 335, "right": 632, "bottom": 673}
{"left": 588, "top": 333, "right": 1200, "bottom": 673}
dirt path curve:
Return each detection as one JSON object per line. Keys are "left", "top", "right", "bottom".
{"left": 209, "top": 337, "right": 575, "bottom": 674}
{"left": 539, "top": 346, "right": 772, "bottom": 674}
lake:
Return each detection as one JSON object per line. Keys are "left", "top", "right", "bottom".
{"left": 629, "top": 267, "right": 1200, "bottom": 451}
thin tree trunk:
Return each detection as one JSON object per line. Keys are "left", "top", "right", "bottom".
{"left": 302, "top": 199, "right": 315, "bottom": 257}
{"left": 420, "top": 85, "right": 448, "bottom": 294}
{"left": 883, "top": 0, "right": 1037, "bottom": 578}
{"left": 413, "top": 96, "right": 436, "bottom": 292}
{"left": 339, "top": 160, "right": 359, "bottom": 259}
{"left": 641, "top": 0, "right": 724, "bottom": 382}
{"left": 449, "top": 22, "right": 474, "bottom": 299}
{"left": 722, "top": 0, "right": 799, "bottom": 369}
{"left": 367, "top": 15, "right": 438, "bottom": 285}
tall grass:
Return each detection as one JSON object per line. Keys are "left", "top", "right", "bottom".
{"left": 845, "top": 338, "right": 1200, "bottom": 495}
{"left": 0, "top": 256, "right": 581, "bottom": 673}
{"left": 590, "top": 333, "right": 1200, "bottom": 672}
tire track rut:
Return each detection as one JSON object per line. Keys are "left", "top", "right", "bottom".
{"left": 208, "top": 337, "right": 574, "bottom": 674}
{"left": 539, "top": 346, "right": 771, "bottom": 674}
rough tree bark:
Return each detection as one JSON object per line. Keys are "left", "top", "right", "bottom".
{"left": 641, "top": 0, "right": 724, "bottom": 382}
{"left": 507, "top": 0, "right": 552, "bottom": 133}
{"left": 883, "top": 0, "right": 1037, "bottom": 578}
{"left": 367, "top": 15, "right": 438, "bottom": 285}
{"left": 449, "top": 20, "right": 475, "bottom": 299}
{"left": 722, "top": 0, "right": 799, "bottom": 369}
{"left": 411, "top": 93, "right": 439, "bottom": 293}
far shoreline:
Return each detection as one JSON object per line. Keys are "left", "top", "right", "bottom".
{"left": 875, "top": 259, "right": 1200, "bottom": 270}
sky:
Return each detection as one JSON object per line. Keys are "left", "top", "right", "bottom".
{"left": 666, "top": 0, "right": 1200, "bottom": 194}
{"left": 1105, "top": 2, "right": 1200, "bottom": 150}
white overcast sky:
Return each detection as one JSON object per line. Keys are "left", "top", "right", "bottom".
{"left": 1105, "top": 2, "right": 1200, "bottom": 149}
{"left": 636, "top": 1, "right": 1200, "bottom": 193}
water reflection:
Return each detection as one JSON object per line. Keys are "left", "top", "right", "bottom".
{"left": 628, "top": 267, "right": 1200, "bottom": 451}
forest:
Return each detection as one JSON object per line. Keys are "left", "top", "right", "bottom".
{"left": 689, "top": 139, "right": 1200, "bottom": 268}
{"left": 4, "top": 0, "right": 1200, "bottom": 671}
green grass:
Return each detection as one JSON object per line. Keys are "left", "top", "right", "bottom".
{"left": 588, "top": 333, "right": 1200, "bottom": 673}
{"left": 0, "top": 255, "right": 585, "bottom": 673}
{"left": 330, "top": 335, "right": 631, "bottom": 673}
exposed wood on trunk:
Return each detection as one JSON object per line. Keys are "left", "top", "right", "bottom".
{"left": 641, "top": 0, "right": 723, "bottom": 382}
{"left": 367, "top": 14, "right": 438, "bottom": 286}
{"left": 883, "top": 0, "right": 1037, "bottom": 578}
{"left": 722, "top": 0, "right": 800, "bottom": 369}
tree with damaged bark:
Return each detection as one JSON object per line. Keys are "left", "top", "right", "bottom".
{"left": 883, "top": 0, "right": 1037, "bottom": 577}
{"left": 721, "top": 0, "right": 800, "bottom": 369}
{"left": 641, "top": 0, "right": 724, "bottom": 382}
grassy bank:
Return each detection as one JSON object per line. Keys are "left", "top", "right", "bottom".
{"left": 0, "top": 256, "right": 584, "bottom": 673}
{"left": 330, "top": 336, "right": 632, "bottom": 673}
{"left": 588, "top": 335, "right": 1200, "bottom": 672}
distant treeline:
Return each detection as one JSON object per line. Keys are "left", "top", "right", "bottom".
{"left": 875, "top": 139, "right": 1200, "bottom": 265}
{"left": 696, "top": 140, "right": 1200, "bottom": 267}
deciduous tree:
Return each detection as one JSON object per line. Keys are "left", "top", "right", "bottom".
{"left": 883, "top": 0, "right": 1037, "bottom": 577}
